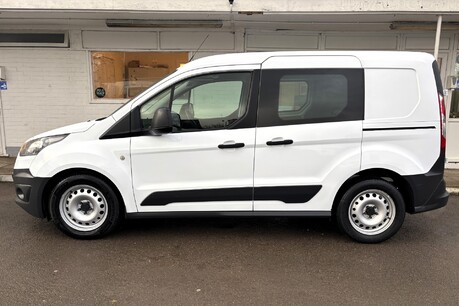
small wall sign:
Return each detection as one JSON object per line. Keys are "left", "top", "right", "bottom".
{"left": 95, "top": 87, "right": 105, "bottom": 98}
{"left": 0, "top": 81, "right": 7, "bottom": 90}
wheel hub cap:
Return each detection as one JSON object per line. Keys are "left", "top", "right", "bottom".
{"left": 349, "top": 189, "right": 396, "bottom": 236}
{"left": 58, "top": 185, "right": 108, "bottom": 232}
{"left": 363, "top": 204, "right": 378, "bottom": 219}
{"left": 78, "top": 200, "right": 93, "bottom": 215}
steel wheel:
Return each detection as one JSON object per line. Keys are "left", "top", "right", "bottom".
{"left": 59, "top": 184, "right": 108, "bottom": 231}
{"left": 348, "top": 189, "right": 396, "bottom": 236}
{"left": 51, "top": 175, "right": 121, "bottom": 239}
{"left": 336, "top": 179, "right": 405, "bottom": 243}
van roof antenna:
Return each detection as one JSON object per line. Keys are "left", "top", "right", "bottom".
{"left": 189, "top": 34, "right": 209, "bottom": 62}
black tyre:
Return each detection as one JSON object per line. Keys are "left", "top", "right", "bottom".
{"left": 49, "top": 174, "right": 121, "bottom": 239}
{"left": 336, "top": 179, "right": 405, "bottom": 243}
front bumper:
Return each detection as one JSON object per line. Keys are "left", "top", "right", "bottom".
{"left": 13, "top": 169, "right": 49, "bottom": 218}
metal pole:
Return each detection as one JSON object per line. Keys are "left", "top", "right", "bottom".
{"left": 434, "top": 15, "right": 442, "bottom": 60}
{"left": 0, "top": 91, "right": 8, "bottom": 156}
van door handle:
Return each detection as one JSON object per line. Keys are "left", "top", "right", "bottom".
{"left": 218, "top": 141, "right": 245, "bottom": 149}
{"left": 266, "top": 139, "right": 294, "bottom": 146}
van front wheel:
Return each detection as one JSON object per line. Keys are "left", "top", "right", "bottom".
{"left": 336, "top": 179, "right": 405, "bottom": 243}
{"left": 49, "top": 175, "right": 121, "bottom": 239}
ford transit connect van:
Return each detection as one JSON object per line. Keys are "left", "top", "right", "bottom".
{"left": 13, "top": 51, "right": 449, "bottom": 243}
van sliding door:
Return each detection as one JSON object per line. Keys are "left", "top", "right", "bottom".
{"left": 254, "top": 56, "right": 364, "bottom": 212}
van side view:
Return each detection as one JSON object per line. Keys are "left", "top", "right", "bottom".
{"left": 13, "top": 51, "right": 449, "bottom": 243}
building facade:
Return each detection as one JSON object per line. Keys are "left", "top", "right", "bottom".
{"left": 1, "top": 0, "right": 459, "bottom": 167}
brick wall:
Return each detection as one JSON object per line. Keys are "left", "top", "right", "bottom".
{"left": 1, "top": 48, "right": 121, "bottom": 152}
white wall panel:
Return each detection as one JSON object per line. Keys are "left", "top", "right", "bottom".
{"left": 160, "top": 32, "right": 234, "bottom": 50}
{"left": 246, "top": 34, "right": 319, "bottom": 50}
{"left": 325, "top": 35, "right": 398, "bottom": 50}
{"left": 405, "top": 36, "right": 450, "bottom": 50}
{"left": 82, "top": 31, "right": 158, "bottom": 49}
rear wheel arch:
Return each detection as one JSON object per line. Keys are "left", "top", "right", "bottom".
{"left": 332, "top": 168, "right": 414, "bottom": 216}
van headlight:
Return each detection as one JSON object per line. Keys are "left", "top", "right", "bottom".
{"left": 19, "top": 134, "right": 68, "bottom": 156}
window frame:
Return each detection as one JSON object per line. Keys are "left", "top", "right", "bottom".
{"left": 137, "top": 71, "right": 255, "bottom": 133}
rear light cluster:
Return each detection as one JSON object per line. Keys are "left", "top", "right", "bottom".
{"left": 438, "top": 92, "right": 446, "bottom": 150}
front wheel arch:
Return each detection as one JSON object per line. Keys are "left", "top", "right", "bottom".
{"left": 42, "top": 168, "right": 125, "bottom": 220}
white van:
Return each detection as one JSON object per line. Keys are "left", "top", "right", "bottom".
{"left": 13, "top": 51, "right": 449, "bottom": 243}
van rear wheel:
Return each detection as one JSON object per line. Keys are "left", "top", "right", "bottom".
{"left": 336, "top": 179, "right": 405, "bottom": 243}
{"left": 49, "top": 174, "right": 121, "bottom": 239}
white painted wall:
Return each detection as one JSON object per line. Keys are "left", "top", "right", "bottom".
{"left": 0, "top": 0, "right": 458, "bottom": 13}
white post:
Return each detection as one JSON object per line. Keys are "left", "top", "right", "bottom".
{"left": 0, "top": 91, "right": 8, "bottom": 156}
{"left": 434, "top": 15, "right": 442, "bottom": 60}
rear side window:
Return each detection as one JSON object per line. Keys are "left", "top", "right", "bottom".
{"left": 258, "top": 69, "right": 364, "bottom": 127}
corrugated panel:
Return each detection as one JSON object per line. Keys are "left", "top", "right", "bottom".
{"left": 405, "top": 36, "right": 450, "bottom": 50}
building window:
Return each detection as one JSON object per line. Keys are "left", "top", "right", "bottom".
{"left": 91, "top": 51, "right": 188, "bottom": 100}
{"left": 450, "top": 55, "right": 459, "bottom": 119}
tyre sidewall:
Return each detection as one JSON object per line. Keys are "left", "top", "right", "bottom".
{"left": 49, "top": 175, "right": 120, "bottom": 239}
{"left": 336, "top": 179, "right": 405, "bottom": 243}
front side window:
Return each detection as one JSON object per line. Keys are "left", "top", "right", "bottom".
{"left": 258, "top": 69, "right": 364, "bottom": 127}
{"left": 140, "top": 72, "right": 252, "bottom": 131}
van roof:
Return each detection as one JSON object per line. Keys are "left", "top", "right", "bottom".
{"left": 180, "top": 51, "right": 435, "bottom": 71}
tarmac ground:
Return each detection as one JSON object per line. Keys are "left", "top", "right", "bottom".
{"left": 0, "top": 182, "right": 458, "bottom": 305}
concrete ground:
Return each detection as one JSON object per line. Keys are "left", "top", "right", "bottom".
{"left": 0, "top": 182, "right": 458, "bottom": 305}
{"left": 445, "top": 169, "right": 459, "bottom": 188}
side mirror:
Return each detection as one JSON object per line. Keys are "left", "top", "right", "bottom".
{"left": 150, "top": 107, "right": 172, "bottom": 135}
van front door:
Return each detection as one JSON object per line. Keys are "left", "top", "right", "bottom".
{"left": 254, "top": 56, "right": 364, "bottom": 212}
{"left": 131, "top": 71, "right": 258, "bottom": 212}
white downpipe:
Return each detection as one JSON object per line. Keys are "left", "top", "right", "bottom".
{"left": 434, "top": 15, "right": 442, "bottom": 60}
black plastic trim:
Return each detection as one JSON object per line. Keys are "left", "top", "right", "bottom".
{"left": 254, "top": 186, "right": 321, "bottom": 203}
{"left": 363, "top": 126, "right": 436, "bottom": 131}
{"left": 126, "top": 211, "right": 331, "bottom": 219}
{"left": 100, "top": 112, "right": 131, "bottom": 139}
{"left": 218, "top": 142, "right": 245, "bottom": 149}
{"left": 432, "top": 60, "right": 444, "bottom": 94}
{"left": 266, "top": 139, "right": 293, "bottom": 146}
{"left": 141, "top": 185, "right": 322, "bottom": 206}
{"left": 404, "top": 151, "right": 449, "bottom": 214}
{"left": 13, "top": 169, "right": 49, "bottom": 219}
